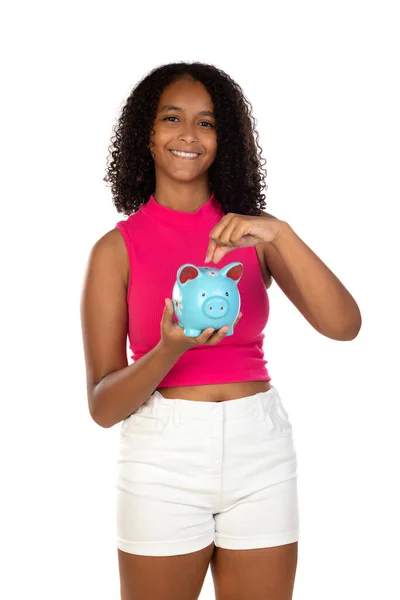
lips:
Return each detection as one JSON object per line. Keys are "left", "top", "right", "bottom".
{"left": 169, "top": 149, "right": 201, "bottom": 157}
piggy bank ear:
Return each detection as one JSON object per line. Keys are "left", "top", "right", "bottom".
{"left": 220, "top": 262, "right": 243, "bottom": 284}
{"left": 177, "top": 264, "right": 201, "bottom": 285}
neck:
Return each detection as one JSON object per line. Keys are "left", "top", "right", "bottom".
{"left": 153, "top": 177, "right": 212, "bottom": 212}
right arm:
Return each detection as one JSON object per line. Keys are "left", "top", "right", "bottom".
{"left": 80, "top": 228, "right": 183, "bottom": 429}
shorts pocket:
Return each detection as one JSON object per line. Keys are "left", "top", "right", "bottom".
{"left": 264, "top": 392, "right": 293, "bottom": 436}
{"left": 120, "top": 411, "right": 171, "bottom": 439}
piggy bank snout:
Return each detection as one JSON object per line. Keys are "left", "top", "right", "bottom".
{"left": 202, "top": 296, "right": 230, "bottom": 320}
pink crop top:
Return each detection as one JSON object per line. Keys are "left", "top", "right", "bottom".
{"left": 115, "top": 192, "right": 271, "bottom": 387}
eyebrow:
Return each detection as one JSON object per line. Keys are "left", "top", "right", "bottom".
{"left": 159, "top": 105, "right": 215, "bottom": 117}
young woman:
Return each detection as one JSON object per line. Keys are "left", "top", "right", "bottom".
{"left": 80, "top": 62, "right": 362, "bottom": 600}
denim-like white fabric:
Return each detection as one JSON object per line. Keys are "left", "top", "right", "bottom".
{"left": 116, "top": 386, "right": 299, "bottom": 556}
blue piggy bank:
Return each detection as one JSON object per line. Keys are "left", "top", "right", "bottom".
{"left": 172, "top": 262, "right": 244, "bottom": 337}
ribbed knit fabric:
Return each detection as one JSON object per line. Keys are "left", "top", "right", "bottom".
{"left": 115, "top": 192, "right": 271, "bottom": 386}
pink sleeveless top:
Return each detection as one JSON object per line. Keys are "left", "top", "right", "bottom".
{"left": 115, "top": 193, "right": 271, "bottom": 387}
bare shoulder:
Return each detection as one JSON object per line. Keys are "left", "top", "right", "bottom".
{"left": 259, "top": 209, "right": 279, "bottom": 221}
{"left": 97, "top": 226, "right": 128, "bottom": 253}
{"left": 90, "top": 227, "right": 129, "bottom": 288}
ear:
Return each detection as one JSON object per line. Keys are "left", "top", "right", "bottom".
{"left": 177, "top": 264, "right": 201, "bottom": 285}
{"left": 219, "top": 262, "right": 243, "bottom": 284}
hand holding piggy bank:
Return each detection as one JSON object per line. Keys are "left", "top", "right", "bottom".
{"left": 171, "top": 262, "right": 243, "bottom": 337}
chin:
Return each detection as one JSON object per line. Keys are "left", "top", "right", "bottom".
{"left": 170, "top": 172, "right": 205, "bottom": 182}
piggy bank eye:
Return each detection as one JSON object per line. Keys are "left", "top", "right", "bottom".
{"left": 202, "top": 292, "right": 205, "bottom": 297}
{"left": 225, "top": 292, "right": 229, "bottom": 296}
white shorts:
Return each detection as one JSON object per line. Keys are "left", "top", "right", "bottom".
{"left": 115, "top": 385, "right": 300, "bottom": 556}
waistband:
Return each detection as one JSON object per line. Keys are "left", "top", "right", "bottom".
{"left": 133, "top": 386, "right": 281, "bottom": 427}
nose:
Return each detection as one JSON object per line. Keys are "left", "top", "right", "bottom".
{"left": 202, "top": 296, "right": 229, "bottom": 320}
{"left": 178, "top": 121, "right": 198, "bottom": 144}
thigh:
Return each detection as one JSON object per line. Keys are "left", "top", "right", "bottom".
{"left": 211, "top": 542, "right": 298, "bottom": 600}
{"left": 118, "top": 542, "right": 215, "bottom": 600}
{"left": 116, "top": 408, "right": 217, "bottom": 557}
{"left": 214, "top": 390, "right": 300, "bottom": 549}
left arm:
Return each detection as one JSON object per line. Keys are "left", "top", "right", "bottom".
{"left": 263, "top": 219, "right": 362, "bottom": 341}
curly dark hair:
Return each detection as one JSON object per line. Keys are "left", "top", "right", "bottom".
{"left": 104, "top": 62, "right": 268, "bottom": 217}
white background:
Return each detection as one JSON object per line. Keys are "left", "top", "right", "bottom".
{"left": 1, "top": 1, "right": 399, "bottom": 598}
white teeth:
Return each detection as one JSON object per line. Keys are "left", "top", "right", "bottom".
{"left": 170, "top": 150, "right": 199, "bottom": 158}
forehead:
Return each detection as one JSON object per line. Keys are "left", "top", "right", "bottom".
{"left": 158, "top": 77, "right": 214, "bottom": 112}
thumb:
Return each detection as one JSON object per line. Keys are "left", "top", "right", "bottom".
{"left": 165, "top": 298, "right": 177, "bottom": 324}
{"left": 164, "top": 298, "right": 173, "bottom": 317}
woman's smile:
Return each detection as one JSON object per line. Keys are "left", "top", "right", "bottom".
{"left": 169, "top": 149, "right": 201, "bottom": 159}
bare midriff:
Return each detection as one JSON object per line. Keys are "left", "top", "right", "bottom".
{"left": 156, "top": 380, "right": 272, "bottom": 402}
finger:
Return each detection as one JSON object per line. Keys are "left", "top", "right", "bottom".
{"left": 216, "top": 325, "right": 230, "bottom": 339}
{"left": 208, "top": 315, "right": 241, "bottom": 343}
{"left": 205, "top": 239, "right": 218, "bottom": 263}
{"left": 200, "top": 326, "right": 215, "bottom": 336}
{"left": 212, "top": 244, "right": 235, "bottom": 264}
{"left": 207, "top": 325, "right": 230, "bottom": 345}
{"left": 200, "top": 327, "right": 215, "bottom": 342}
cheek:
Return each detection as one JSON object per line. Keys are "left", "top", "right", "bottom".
{"left": 150, "top": 125, "right": 167, "bottom": 148}
{"left": 206, "top": 136, "right": 218, "bottom": 161}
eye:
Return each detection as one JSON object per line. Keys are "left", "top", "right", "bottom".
{"left": 162, "top": 116, "right": 214, "bottom": 128}
{"left": 202, "top": 293, "right": 205, "bottom": 297}
{"left": 225, "top": 292, "right": 229, "bottom": 296}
